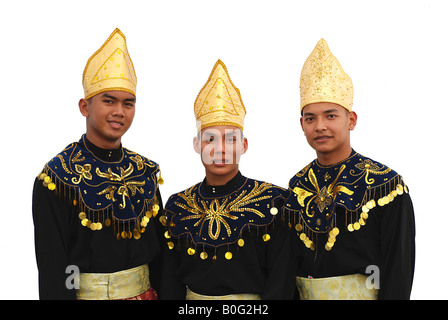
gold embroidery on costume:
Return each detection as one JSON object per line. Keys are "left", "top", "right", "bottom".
{"left": 97, "top": 185, "right": 118, "bottom": 202}
{"left": 95, "top": 163, "right": 134, "bottom": 181}
{"left": 293, "top": 165, "right": 353, "bottom": 217}
{"left": 38, "top": 135, "right": 161, "bottom": 240}
{"left": 72, "top": 151, "right": 86, "bottom": 163}
{"left": 72, "top": 164, "right": 93, "bottom": 184}
{"left": 163, "top": 178, "right": 286, "bottom": 260}
{"left": 352, "top": 159, "right": 392, "bottom": 185}
{"left": 284, "top": 152, "right": 409, "bottom": 252}
{"left": 56, "top": 154, "right": 71, "bottom": 174}
{"left": 175, "top": 181, "right": 270, "bottom": 240}
{"left": 116, "top": 180, "right": 146, "bottom": 209}
{"left": 130, "top": 155, "right": 150, "bottom": 170}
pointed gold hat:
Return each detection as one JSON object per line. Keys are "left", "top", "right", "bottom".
{"left": 82, "top": 28, "right": 137, "bottom": 100}
{"left": 194, "top": 60, "right": 246, "bottom": 133}
{"left": 300, "top": 38, "right": 353, "bottom": 112}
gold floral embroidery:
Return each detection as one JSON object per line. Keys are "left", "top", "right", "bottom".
{"left": 129, "top": 155, "right": 155, "bottom": 170}
{"left": 175, "top": 181, "right": 272, "bottom": 240}
{"left": 72, "top": 164, "right": 93, "bottom": 184}
{"left": 293, "top": 165, "right": 353, "bottom": 217}
{"left": 352, "top": 159, "right": 391, "bottom": 185}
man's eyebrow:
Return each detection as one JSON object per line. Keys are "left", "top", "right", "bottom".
{"left": 101, "top": 93, "right": 118, "bottom": 100}
{"left": 303, "top": 112, "right": 315, "bottom": 117}
{"left": 225, "top": 130, "right": 238, "bottom": 136}
{"left": 100, "top": 93, "right": 136, "bottom": 102}
{"left": 202, "top": 131, "right": 215, "bottom": 137}
{"left": 303, "top": 109, "right": 339, "bottom": 117}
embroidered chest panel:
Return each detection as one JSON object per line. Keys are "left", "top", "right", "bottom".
{"left": 284, "top": 152, "right": 408, "bottom": 251}
{"left": 39, "top": 136, "right": 161, "bottom": 239}
{"left": 164, "top": 179, "right": 285, "bottom": 248}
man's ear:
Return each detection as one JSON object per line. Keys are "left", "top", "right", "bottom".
{"left": 241, "top": 137, "right": 248, "bottom": 155}
{"left": 193, "top": 136, "right": 200, "bottom": 154}
{"left": 348, "top": 111, "right": 357, "bottom": 131}
{"left": 79, "top": 98, "right": 89, "bottom": 117}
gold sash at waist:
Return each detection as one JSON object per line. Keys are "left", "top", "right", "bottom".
{"left": 296, "top": 274, "right": 378, "bottom": 300}
{"left": 76, "top": 264, "right": 150, "bottom": 300}
{"left": 186, "top": 287, "right": 261, "bottom": 300}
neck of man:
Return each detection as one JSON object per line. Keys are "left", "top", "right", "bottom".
{"left": 205, "top": 167, "right": 240, "bottom": 186}
{"left": 316, "top": 145, "right": 353, "bottom": 166}
{"left": 85, "top": 131, "right": 122, "bottom": 150}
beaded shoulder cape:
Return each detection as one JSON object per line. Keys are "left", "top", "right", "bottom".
{"left": 37, "top": 135, "right": 161, "bottom": 240}
{"left": 283, "top": 151, "right": 409, "bottom": 251}
{"left": 161, "top": 177, "right": 287, "bottom": 259}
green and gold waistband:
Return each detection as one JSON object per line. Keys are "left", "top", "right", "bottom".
{"left": 76, "top": 264, "right": 150, "bottom": 300}
{"left": 186, "top": 287, "right": 261, "bottom": 300}
{"left": 296, "top": 274, "right": 378, "bottom": 300}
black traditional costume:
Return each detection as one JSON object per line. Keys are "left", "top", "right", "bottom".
{"left": 159, "top": 60, "right": 296, "bottom": 300}
{"left": 32, "top": 29, "right": 163, "bottom": 300}
{"left": 284, "top": 39, "right": 415, "bottom": 300}
{"left": 284, "top": 151, "right": 415, "bottom": 299}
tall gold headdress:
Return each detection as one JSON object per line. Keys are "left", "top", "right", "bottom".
{"left": 194, "top": 60, "right": 246, "bottom": 133}
{"left": 82, "top": 28, "right": 137, "bottom": 100}
{"left": 300, "top": 38, "right": 353, "bottom": 112}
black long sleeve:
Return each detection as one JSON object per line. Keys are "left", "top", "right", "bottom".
{"left": 378, "top": 192, "right": 415, "bottom": 299}
{"left": 32, "top": 178, "right": 77, "bottom": 300}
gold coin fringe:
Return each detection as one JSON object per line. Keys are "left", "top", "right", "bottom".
{"left": 37, "top": 170, "right": 160, "bottom": 240}
{"left": 160, "top": 207, "right": 279, "bottom": 260}
{"left": 285, "top": 177, "right": 409, "bottom": 252}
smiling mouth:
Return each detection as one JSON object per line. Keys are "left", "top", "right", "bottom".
{"left": 108, "top": 121, "right": 124, "bottom": 129}
{"left": 315, "top": 136, "right": 332, "bottom": 142}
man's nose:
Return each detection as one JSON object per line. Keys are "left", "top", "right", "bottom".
{"left": 112, "top": 104, "right": 125, "bottom": 117}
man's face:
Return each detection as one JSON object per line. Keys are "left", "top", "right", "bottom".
{"left": 194, "top": 125, "right": 248, "bottom": 180}
{"left": 300, "top": 102, "right": 357, "bottom": 160}
{"left": 79, "top": 91, "right": 136, "bottom": 148}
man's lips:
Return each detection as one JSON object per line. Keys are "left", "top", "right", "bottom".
{"left": 314, "top": 135, "right": 332, "bottom": 142}
{"left": 212, "top": 159, "right": 229, "bottom": 165}
{"left": 108, "top": 120, "right": 124, "bottom": 129}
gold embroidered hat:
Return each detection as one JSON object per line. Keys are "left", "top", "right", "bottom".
{"left": 194, "top": 60, "right": 246, "bottom": 133}
{"left": 82, "top": 28, "right": 137, "bottom": 100}
{"left": 300, "top": 38, "right": 353, "bottom": 112}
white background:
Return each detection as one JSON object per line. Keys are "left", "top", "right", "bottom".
{"left": 1, "top": 0, "right": 446, "bottom": 299}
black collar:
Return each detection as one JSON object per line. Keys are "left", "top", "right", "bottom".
{"left": 84, "top": 136, "right": 123, "bottom": 162}
{"left": 202, "top": 171, "right": 244, "bottom": 195}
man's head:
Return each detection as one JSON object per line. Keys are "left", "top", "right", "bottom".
{"left": 193, "top": 60, "right": 248, "bottom": 183}
{"left": 193, "top": 125, "right": 248, "bottom": 183}
{"left": 301, "top": 102, "right": 356, "bottom": 164}
{"left": 81, "top": 28, "right": 137, "bottom": 148}
{"left": 299, "top": 39, "right": 355, "bottom": 164}
{"left": 79, "top": 91, "right": 136, "bottom": 149}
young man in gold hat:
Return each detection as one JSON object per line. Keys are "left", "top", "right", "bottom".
{"left": 32, "top": 28, "right": 163, "bottom": 300}
{"left": 159, "top": 60, "right": 296, "bottom": 300}
{"left": 283, "top": 39, "right": 415, "bottom": 299}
